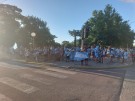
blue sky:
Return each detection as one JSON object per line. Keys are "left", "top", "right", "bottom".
{"left": 2, "top": 0, "right": 135, "bottom": 43}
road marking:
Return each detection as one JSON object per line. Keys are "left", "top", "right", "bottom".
{"left": 0, "top": 63, "right": 17, "bottom": 69}
{"left": 46, "top": 68, "right": 76, "bottom": 75}
{"left": 0, "top": 62, "right": 32, "bottom": 70}
{"left": 21, "top": 74, "right": 52, "bottom": 85}
{"left": 0, "top": 63, "right": 22, "bottom": 69}
{"left": 0, "top": 77, "right": 38, "bottom": 94}
{"left": 34, "top": 70, "right": 68, "bottom": 79}
{"left": 0, "top": 93, "right": 12, "bottom": 101}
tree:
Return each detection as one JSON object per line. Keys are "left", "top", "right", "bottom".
{"left": 0, "top": 4, "right": 57, "bottom": 48}
{"left": 82, "top": 4, "right": 135, "bottom": 47}
{"left": 0, "top": 4, "right": 23, "bottom": 47}
{"left": 19, "top": 16, "right": 56, "bottom": 47}
{"left": 62, "top": 41, "right": 73, "bottom": 48}
{"left": 69, "top": 30, "right": 80, "bottom": 47}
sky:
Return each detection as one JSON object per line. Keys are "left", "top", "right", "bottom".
{"left": 1, "top": 0, "right": 135, "bottom": 44}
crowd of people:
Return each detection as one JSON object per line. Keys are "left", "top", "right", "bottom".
{"left": 64, "top": 45, "right": 135, "bottom": 65}
{"left": 0, "top": 45, "right": 135, "bottom": 65}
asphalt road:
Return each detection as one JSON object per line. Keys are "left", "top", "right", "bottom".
{"left": 0, "top": 60, "right": 126, "bottom": 101}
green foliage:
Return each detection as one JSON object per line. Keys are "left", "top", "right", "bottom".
{"left": 19, "top": 16, "right": 56, "bottom": 47}
{"left": 62, "top": 41, "right": 73, "bottom": 48}
{"left": 69, "top": 30, "right": 80, "bottom": 47}
{"left": 0, "top": 4, "right": 22, "bottom": 47}
{"left": 82, "top": 4, "right": 135, "bottom": 47}
{"left": 0, "top": 4, "right": 56, "bottom": 48}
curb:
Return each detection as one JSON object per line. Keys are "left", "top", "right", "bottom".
{"left": 11, "top": 59, "right": 133, "bottom": 70}
{"left": 40, "top": 63, "right": 134, "bottom": 77}
{"left": 43, "top": 62, "right": 133, "bottom": 70}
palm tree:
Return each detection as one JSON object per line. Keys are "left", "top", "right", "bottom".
{"left": 69, "top": 29, "right": 80, "bottom": 47}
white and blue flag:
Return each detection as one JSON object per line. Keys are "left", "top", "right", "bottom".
{"left": 74, "top": 52, "right": 88, "bottom": 61}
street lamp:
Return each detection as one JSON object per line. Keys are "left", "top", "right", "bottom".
{"left": 133, "top": 37, "right": 135, "bottom": 47}
{"left": 31, "top": 32, "right": 36, "bottom": 49}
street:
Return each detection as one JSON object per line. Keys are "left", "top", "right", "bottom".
{"left": 0, "top": 61, "right": 127, "bottom": 101}
{"left": 1, "top": 1, "right": 135, "bottom": 101}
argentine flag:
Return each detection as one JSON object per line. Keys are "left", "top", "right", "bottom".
{"left": 74, "top": 52, "right": 88, "bottom": 61}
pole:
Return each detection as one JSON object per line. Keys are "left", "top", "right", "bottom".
{"left": 74, "top": 35, "right": 76, "bottom": 47}
{"left": 81, "top": 29, "right": 86, "bottom": 51}
{"left": 33, "top": 37, "right": 34, "bottom": 49}
{"left": 127, "top": 43, "right": 128, "bottom": 50}
{"left": 81, "top": 39, "right": 84, "bottom": 51}
{"left": 31, "top": 32, "right": 36, "bottom": 49}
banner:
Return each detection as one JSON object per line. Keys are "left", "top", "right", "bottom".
{"left": 74, "top": 52, "right": 88, "bottom": 61}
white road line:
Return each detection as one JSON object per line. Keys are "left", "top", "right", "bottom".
{"left": 0, "top": 63, "right": 22, "bottom": 69}
{"left": 0, "top": 93, "right": 12, "bottom": 101}
{"left": 0, "top": 64, "right": 17, "bottom": 69}
{"left": 0, "top": 62, "right": 31, "bottom": 70}
{"left": 21, "top": 74, "right": 52, "bottom": 85}
{"left": 0, "top": 77, "right": 38, "bottom": 94}
{"left": 46, "top": 68, "right": 76, "bottom": 75}
{"left": 34, "top": 70, "right": 68, "bottom": 79}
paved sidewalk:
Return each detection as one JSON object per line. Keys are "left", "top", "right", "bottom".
{"left": 43, "top": 59, "right": 133, "bottom": 69}
{"left": 11, "top": 57, "right": 133, "bottom": 69}
{"left": 120, "top": 67, "right": 135, "bottom": 101}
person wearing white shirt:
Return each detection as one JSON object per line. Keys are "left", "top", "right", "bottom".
{"left": 123, "top": 49, "right": 128, "bottom": 64}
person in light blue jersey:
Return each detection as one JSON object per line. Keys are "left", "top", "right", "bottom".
{"left": 70, "top": 48, "right": 75, "bottom": 62}
{"left": 94, "top": 45, "right": 100, "bottom": 63}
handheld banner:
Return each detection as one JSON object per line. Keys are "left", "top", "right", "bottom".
{"left": 74, "top": 52, "right": 88, "bottom": 61}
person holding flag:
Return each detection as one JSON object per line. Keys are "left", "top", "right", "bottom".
{"left": 74, "top": 47, "right": 89, "bottom": 65}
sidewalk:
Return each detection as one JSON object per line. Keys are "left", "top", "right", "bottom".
{"left": 12, "top": 57, "right": 133, "bottom": 69}
{"left": 43, "top": 58, "right": 133, "bottom": 69}
{"left": 120, "top": 67, "right": 135, "bottom": 101}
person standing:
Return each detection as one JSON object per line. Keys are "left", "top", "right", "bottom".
{"left": 123, "top": 49, "right": 128, "bottom": 64}
{"left": 81, "top": 47, "right": 89, "bottom": 65}
{"left": 94, "top": 45, "right": 100, "bottom": 63}
{"left": 25, "top": 48, "right": 30, "bottom": 62}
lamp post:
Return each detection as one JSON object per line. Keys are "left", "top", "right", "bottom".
{"left": 31, "top": 32, "right": 36, "bottom": 49}
{"left": 134, "top": 37, "right": 135, "bottom": 47}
